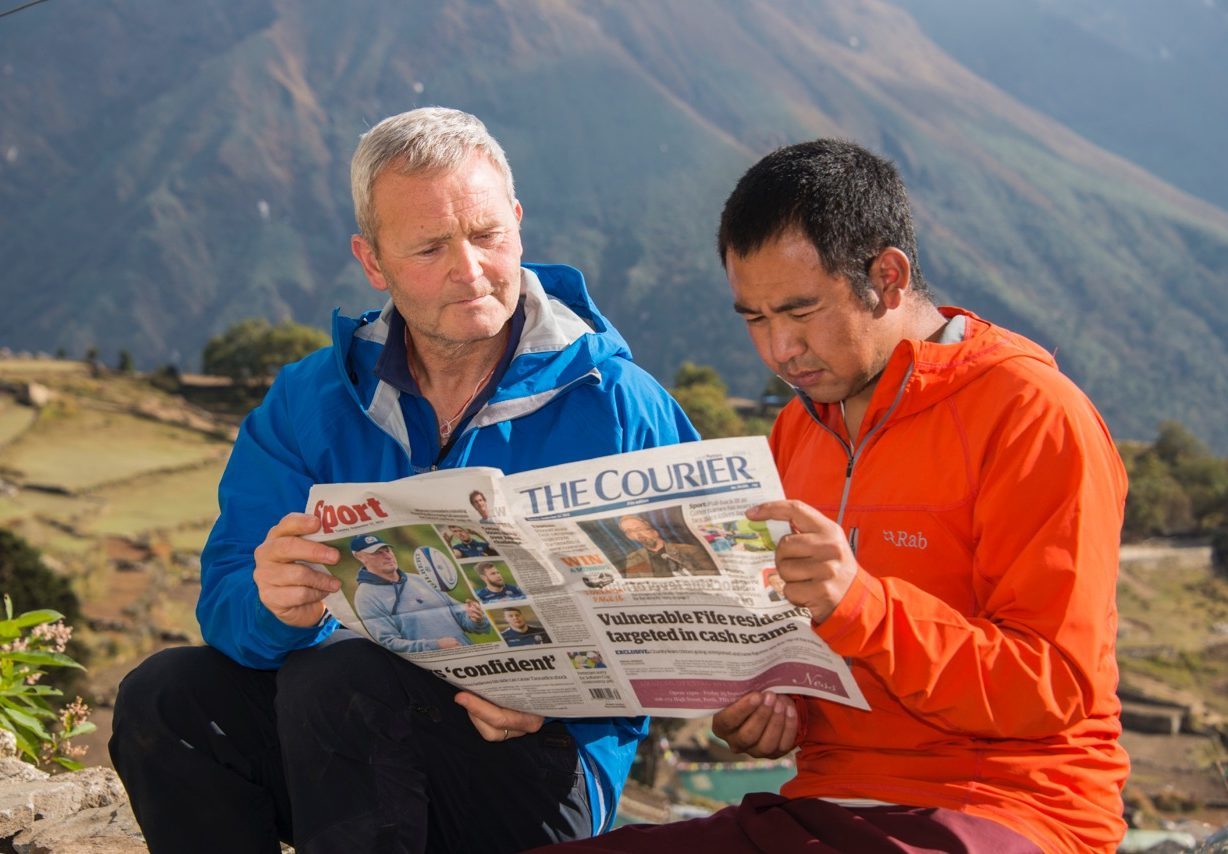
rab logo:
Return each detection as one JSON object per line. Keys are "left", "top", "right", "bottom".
{"left": 883, "top": 529, "right": 928, "bottom": 550}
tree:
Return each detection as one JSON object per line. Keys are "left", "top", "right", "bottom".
{"left": 671, "top": 362, "right": 744, "bottom": 439}
{"left": 0, "top": 528, "right": 86, "bottom": 691}
{"left": 675, "top": 362, "right": 727, "bottom": 393}
{"left": 116, "top": 350, "right": 134, "bottom": 373}
{"left": 203, "top": 319, "right": 329, "bottom": 382}
{"left": 1212, "top": 529, "right": 1228, "bottom": 576}
{"left": 0, "top": 530, "right": 81, "bottom": 627}
{"left": 1120, "top": 421, "right": 1228, "bottom": 539}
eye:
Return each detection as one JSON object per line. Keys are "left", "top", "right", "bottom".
{"left": 417, "top": 246, "right": 442, "bottom": 258}
{"left": 788, "top": 308, "right": 818, "bottom": 321}
{"left": 742, "top": 314, "right": 765, "bottom": 325}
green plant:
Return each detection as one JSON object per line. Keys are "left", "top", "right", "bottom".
{"left": 0, "top": 595, "right": 94, "bottom": 769}
{"left": 203, "top": 318, "right": 328, "bottom": 382}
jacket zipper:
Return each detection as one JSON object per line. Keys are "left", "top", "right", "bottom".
{"left": 801, "top": 366, "right": 915, "bottom": 556}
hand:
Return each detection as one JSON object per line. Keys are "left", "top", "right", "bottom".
{"left": 252, "top": 513, "right": 342, "bottom": 627}
{"left": 712, "top": 691, "right": 799, "bottom": 758}
{"left": 454, "top": 691, "right": 544, "bottom": 742}
{"left": 437, "top": 637, "right": 461, "bottom": 650}
{"left": 745, "top": 500, "right": 859, "bottom": 623}
{"left": 464, "top": 600, "right": 485, "bottom": 622}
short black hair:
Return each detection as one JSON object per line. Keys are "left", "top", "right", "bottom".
{"left": 717, "top": 138, "right": 928, "bottom": 300}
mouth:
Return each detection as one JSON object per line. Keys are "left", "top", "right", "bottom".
{"left": 453, "top": 293, "right": 493, "bottom": 307}
{"left": 784, "top": 368, "right": 826, "bottom": 386}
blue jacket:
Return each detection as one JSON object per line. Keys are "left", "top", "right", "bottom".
{"left": 197, "top": 263, "right": 699, "bottom": 834}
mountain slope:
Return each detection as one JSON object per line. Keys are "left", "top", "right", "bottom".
{"left": 894, "top": 0, "right": 1228, "bottom": 212}
{"left": 1, "top": 0, "right": 1227, "bottom": 447}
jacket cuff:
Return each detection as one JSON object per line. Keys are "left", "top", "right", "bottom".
{"left": 253, "top": 602, "right": 330, "bottom": 651}
{"left": 812, "top": 566, "right": 887, "bottom": 657}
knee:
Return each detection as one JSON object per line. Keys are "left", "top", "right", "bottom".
{"left": 275, "top": 640, "right": 454, "bottom": 730}
{"left": 114, "top": 646, "right": 225, "bottom": 727}
{"left": 276, "top": 639, "right": 402, "bottom": 715}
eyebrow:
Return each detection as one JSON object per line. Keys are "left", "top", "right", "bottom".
{"left": 732, "top": 295, "right": 821, "bottom": 316}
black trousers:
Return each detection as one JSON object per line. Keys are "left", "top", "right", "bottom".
{"left": 109, "top": 638, "right": 590, "bottom": 854}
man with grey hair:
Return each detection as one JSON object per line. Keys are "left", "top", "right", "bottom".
{"left": 109, "top": 107, "right": 698, "bottom": 853}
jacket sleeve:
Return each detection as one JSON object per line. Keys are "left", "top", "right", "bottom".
{"left": 814, "top": 389, "right": 1126, "bottom": 739}
{"left": 197, "top": 368, "right": 336, "bottom": 669}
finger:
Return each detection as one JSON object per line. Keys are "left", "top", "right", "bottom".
{"left": 454, "top": 693, "right": 543, "bottom": 741}
{"left": 712, "top": 692, "right": 767, "bottom": 738}
{"left": 746, "top": 500, "right": 837, "bottom": 534}
{"left": 774, "top": 532, "right": 844, "bottom": 563}
{"left": 268, "top": 512, "right": 325, "bottom": 538}
{"left": 259, "top": 584, "right": 332, "bottom": 611}
{"left": 257, "top": 535, "right": 340, "bottom": 567}
{"left": 255, "top": 562, "right": 341, "bottom": 593}
{"left": 718, "top": 692, "right": 781, "bottom": 751}
{"left": 454, "top": 692, "right": 544, "bottom": 733}
{"left": 746, "top": 693, "right": 796, "bottom": 755}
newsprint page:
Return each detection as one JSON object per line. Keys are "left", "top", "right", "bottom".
{"left": 305, "top": 437, "right": 867, "bottom": 718}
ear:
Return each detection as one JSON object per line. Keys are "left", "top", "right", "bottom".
{"left": 869, "top": 247, "right": 912, "bottom": 310}
{"left": 513, "top": 199, "right": 523, "bottom": 224}
{"left": 351, "top": 234, "right": 389, "bottom": 293}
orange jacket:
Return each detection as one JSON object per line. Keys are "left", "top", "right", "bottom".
{"left": 772, "top": 308, "right": 1128, "bottom": 853}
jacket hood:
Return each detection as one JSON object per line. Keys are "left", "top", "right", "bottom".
{"left": 804, "top": 307, "right": 1058, "bottom": 433}
{"left": 355, "top": 568, "right": 406, "bottom": 587}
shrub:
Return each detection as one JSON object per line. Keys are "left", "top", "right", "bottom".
{"left": 0, "top": 596, "right": 94, "bottom": 769}
{"left": 0, "top": 530, "right": 81, "bottom": 628}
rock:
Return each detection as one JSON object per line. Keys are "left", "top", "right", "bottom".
{"left": 57, "top": 769, "right": 126, "bottom": 810}
{"left": 17, "top": 382, "right": 53, "bottom": 409}
{"left": 1121, "top": 700, "right": 1186, "bottom": 735}
{"left": 0, "top": 780, "right": 83, "bottom": 837}
{"left": 12, "top": 802, "right": 146, "bottom": 853}
{"left": 1120, "top": 828, "right": 1199, "bottom": 851}
{"left": 0, "top": 730, "right": 19, "bottom": 759}
{"left": 1197, "top": 826, "right": 1228, "bottom": 853}
{"left": 0, "top": 758, "right": 50, "bottom": 784}
{"left": 0, "top": 765, "right": 134, "bottom": 848}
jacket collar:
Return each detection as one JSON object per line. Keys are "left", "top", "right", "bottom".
{"left": 329, "top": 264, "right": 622, "bottom": 459}
{"left": 801, "top": 306, "right": 1058, "bottom": 445}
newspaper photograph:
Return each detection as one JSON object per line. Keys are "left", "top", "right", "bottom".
{"left": 304, "top": 436, "right": 868, "bottom": 718}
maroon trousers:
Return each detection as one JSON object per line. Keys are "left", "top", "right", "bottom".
{"left": 531, "top": 792, "right": 1043, "bottom": 853}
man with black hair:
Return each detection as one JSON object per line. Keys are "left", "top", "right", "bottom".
{"left": 540, "top": 140, "right": 1127, "bottom": 853}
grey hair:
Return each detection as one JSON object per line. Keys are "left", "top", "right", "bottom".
{"left": 350, "top": 107, "right": 516, "bottom": 245}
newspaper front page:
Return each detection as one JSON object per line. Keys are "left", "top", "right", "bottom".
{"left": 306, "top": 436, "right": 867, "bottom": 718}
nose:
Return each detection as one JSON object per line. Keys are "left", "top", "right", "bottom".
{"left": 451, "top": 241, "right": 483, "bottom": 284}
{"left": 767, "top": 320, "right": 806, "bottom": 366}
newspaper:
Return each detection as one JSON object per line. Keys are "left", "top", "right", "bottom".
{"left": 305, "top": 436, "right": 867, "bottom": 718}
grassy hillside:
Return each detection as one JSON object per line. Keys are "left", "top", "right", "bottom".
{"left": 2, "top": 0, "right": 1228, "bottom": 449}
